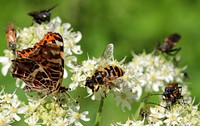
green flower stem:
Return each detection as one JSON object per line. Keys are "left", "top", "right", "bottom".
{"left": 133, "top": 102, "right": 145, "bottom": 120}
{"left": 95, "top": 96, "right": 105, "bottom": 126}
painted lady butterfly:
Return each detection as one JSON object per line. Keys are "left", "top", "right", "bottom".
{"left": 11, "top": 32, "right": 67, "bottom": 95}
{"left": 5, "top": 22, "right": 17, "bottom": 54}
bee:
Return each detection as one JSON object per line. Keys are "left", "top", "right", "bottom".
{"left": 85, "top": 44, "right": 125, "bottom": 93}
{"left": 156, "top": 33, "right": 181, "bottom": 56}
{"left": 28, "top": 4, "right": 57, "bottom": 24}
{"left": 5, "top": 22, "right": 17, "bottom": 54}
{"left": 143, "top": 83, "right": 183, "bottom": 109}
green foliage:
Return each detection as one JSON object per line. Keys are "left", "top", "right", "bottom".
{"left": 0, "top": 0, "right": 200, "bottom": 125}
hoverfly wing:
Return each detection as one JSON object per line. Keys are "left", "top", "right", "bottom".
{"left": 98, "top": 43, "right": 114, "bottom": 67}
{"left": 109, "top": 78, "right": 126, "bottom": 89}
{"left": 101, "top": 43, "right": 114, "bottom": 61}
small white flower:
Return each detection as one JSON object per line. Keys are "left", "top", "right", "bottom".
{"left": 67, "top": 105, "right": 90, "bottom": 126}
{"left": 63, "top": 31, "right": 82, "bottom": 56}
{"left": 51, "top": 117, "right": 69, "bottom": 126}
{"left": 81, "top": 57, "right": 99, "bottom": 73}
{"left": 114, "top": 88, "right": 136, "bottom": 111}
{"left": 113, "top": 118, "right": 145, "bottom": 126}
{"left": 69, "top": 72, "right": 84, "bottom": 90}
{"left": 0, "top": 113, "right": 12, "bottom": 126}
{"left": 0, "top": 50, "right": 13, "bottom": 76}
{"left": 130, "top": 84, "right": 143, "bottom": 100}
{"left": 148, "top": 106, "right": 165, "bottom": 120}
{"left": 69, "top": 57, "right": 99, "bottom": 91}
{"left": 24, "top": 114, "right": 40, "bottom": 126}
{"left": 25, "top": 97, "right": 41, "bottom": 115}
{"left": 164, "top": 111, "right": 182, "bottom": 125}
{"left": 65, "top": 56, "right": 77, "bottom": 68}
{"left": 5, "top": 99, "right": 27, "bottom": 121}
{"left": 0, "top": 88, "right": 27, "bottom": 125}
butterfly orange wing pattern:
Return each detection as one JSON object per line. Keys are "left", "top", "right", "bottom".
{"left": 11, "top": 32, "right": 67, "bottom": 95}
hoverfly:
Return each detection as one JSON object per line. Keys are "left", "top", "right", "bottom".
{"left": 85, "top": 44, "right": 125, "bottom": 93}
{"left": 143, "top": 83, "right": 183, "bottom": 109}
{"left": 5, "top": 22, "right": 17, "bottom": 54}
{"left": 156, "top": 33, "right": 181, "bottom": 56}
{"left": 28, "top": 4, "right": 57, "bottom": 24}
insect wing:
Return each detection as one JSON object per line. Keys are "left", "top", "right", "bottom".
{"left": 98, "top": 43, "right": 114, "bottom": 67}
{"left": 11, "top": 58, "right": 51, "bottom": 93}
{"left": 109, "top": 78, "right": 126, "bottom": 89}
{"left": 11, "top": 32, "right": 64, "bottom": 95}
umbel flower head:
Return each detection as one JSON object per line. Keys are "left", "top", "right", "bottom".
{"left": 0, "top": 17, "right": 83, "bottom": 92}
{"left": 113, "top": 98, "right": 200, "bottom": 126}
{"left": 24, "top": 95, "right": 90, "bottom": 126}
{"left": 0, "top": 87, "right": 90, "bottom": 126}
{"left": 0, "top": 16, "right": 82, "bottom": 79}
{"left": 17, "top": 16, "right": 82, "bottom": 57}
{"left": 0, "top": 88, "right": 27, "bottom": 125}
{"left": 69, "top": 43, "right": 187, "bottom": 111}
{"left": 126, "top": 51, "right": 186, "bottom": 93}
{"left": 0, "top": 8, "right": 196, "bottom": 125}
{"left": 69, "top": 43, "right": 138, "bottom": 111}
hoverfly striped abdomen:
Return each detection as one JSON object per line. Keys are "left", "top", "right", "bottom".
{"left": 104, "top": 66, "right": 124, "bottom": 80}
{"left": 85, "top": 65, "right": 124, "bottom": 92}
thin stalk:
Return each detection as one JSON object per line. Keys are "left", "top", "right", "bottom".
{"left": 133, "top": 102, "right": 145, "bottom": 119}
{"left": 94, "top": 96, "right": 105, "bottom": 126}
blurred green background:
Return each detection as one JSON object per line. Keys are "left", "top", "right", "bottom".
{"left": 1, "top": 0, "right": 200, "bottom": 125}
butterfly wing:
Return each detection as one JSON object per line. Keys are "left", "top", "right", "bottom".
{"left": 11, "top": 32, "right": 64, "bottom": 95}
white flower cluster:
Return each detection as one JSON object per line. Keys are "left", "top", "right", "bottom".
{"left": 0, "top": 88, "right": 27, "bottom": 125}
{"left": 0, "top": 50, "right": 13, "bottom": 76}
{"left": 0, "top": 13, "right": 196, "bottom": 126}
{"left": 0, "top": 89, "right": 90, "bottom": 126}
{"left": 69, "top": 44, "right": 138, "bottom": 111}
{"left": 24, "top": 95, "right": 90, "bottom": 126}
{"left": 17, "top": 16, "right": 82, "bottom": 56}
{"left": 113, "top": 98, "right": 200, "bottom": 126}
{"left": 69, "top": 44, "right": 187, "bottom": 112}
{"left": 127, "top": 51, "right": 186, "bottom": 93}
{"left": 0, "top": 16, "right": 82, "bottom": 79}
{"left": 19, "top": 16, "right": 82, "bottom": 78}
